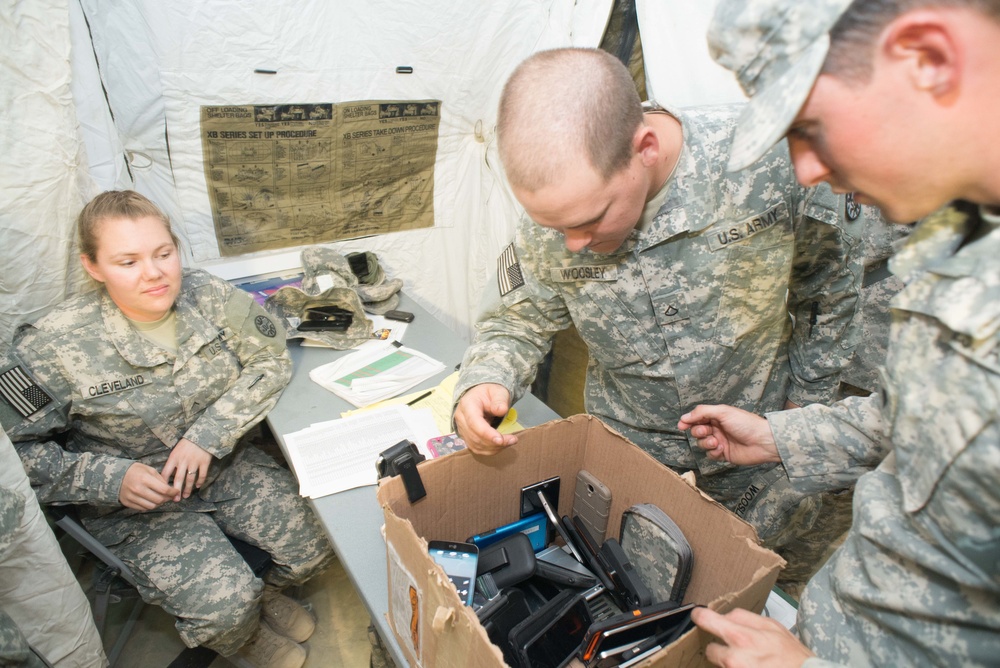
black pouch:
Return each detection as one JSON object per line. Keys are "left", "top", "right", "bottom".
{"left": 619, "top": 504, "right": 693, "bottom": 604}
{"left": 476, "top": 532, "right": 536, "bottom": 589}
{"left": 297, "top": 302, "right": 353, "bottom": 331}
{"left": 375, "top": 440, "right": 426, "bottom": 502}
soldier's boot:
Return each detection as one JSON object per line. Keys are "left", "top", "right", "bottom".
{"left": 261, "top": 589, "right": 316, "bottom": 643}
{"left": 232, "top": 622, "right": 307, "bottom": 668}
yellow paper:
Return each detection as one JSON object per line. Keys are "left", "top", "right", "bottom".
{"left": 340, "top": 371, "right": 522, "bottom": 435}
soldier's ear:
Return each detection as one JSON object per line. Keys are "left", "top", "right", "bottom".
{"left": 80, "top": 254, "right": 105, "bottom": 284}
{"left": 882, "top": 10, "right": 960, "bottom": 99}
{"left": 634, "top": 125, "right": 660, "bottom": 169}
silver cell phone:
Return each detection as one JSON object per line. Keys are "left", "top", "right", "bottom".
{"left": 428, "top": 540, "right": 479, "bottom": 606}
{"left": 573, "top": 469, "right": 612, "bottom": 543}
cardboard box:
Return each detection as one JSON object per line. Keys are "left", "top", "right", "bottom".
{"left": 377, "top": 415, "right": 784, "bottom": 667}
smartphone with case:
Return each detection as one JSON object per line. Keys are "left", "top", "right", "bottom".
{"left": 428, "top": 540, "right": 479, "bottom": 606}
{"left": 384, "top": 309, "right": 415, "bottom": 322}
{"left": 573, "top": 470, "right": 612, "bottom": 542}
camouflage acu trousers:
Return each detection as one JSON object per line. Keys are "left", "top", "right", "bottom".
{"left": 88, "top": 444, "right": 335, "bottom": 655}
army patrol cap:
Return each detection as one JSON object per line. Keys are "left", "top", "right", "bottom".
{"left": 708, "top": 0, "right": 854, "bottom": 172}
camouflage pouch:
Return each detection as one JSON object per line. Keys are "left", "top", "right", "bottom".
{"left": 619, "top": 504, "right": 693, "bottom": 604}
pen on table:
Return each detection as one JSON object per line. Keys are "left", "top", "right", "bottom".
{"left": 406, "top": 390, "right": 433, "bottom": 406}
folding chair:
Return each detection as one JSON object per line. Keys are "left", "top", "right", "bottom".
{"left": 49, "top": 505, "right": 272, "bottom": 668}
{"left": 49, "top": 505, "right": 144, "bottom": 667}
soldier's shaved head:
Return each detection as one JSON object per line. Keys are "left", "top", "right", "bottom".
{"left": 497, "top": 48, "right": 644, "bottom": 192}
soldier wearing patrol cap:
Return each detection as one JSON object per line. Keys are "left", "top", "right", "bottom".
{"left": 679, "top": 1, "right": 1000, "bottom": 666}
{"left": 0, "top": 191, "right": 334, "bottom": 668}
{"left": 452, "top": 47, "right": 868, "bottom": 586}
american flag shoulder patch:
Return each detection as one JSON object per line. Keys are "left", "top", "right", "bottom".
{"left": 497, "top": 243, "right": 525, "bottom": 297}
{"left": 0, "top": 365, "right": 53, "bottom": 419}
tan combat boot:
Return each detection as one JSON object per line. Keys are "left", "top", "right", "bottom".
{"left": 261, "top": 590, "right": 316, "bottom": 643}
{"left": 232, "top": 622, "right": 307, "bottom": 668}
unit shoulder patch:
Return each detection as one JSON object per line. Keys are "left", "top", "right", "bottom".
{"left": 255, "top": 315, "right": 277, "bottom": 338}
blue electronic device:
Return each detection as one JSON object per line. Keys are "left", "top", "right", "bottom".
{"left": 468, "top": 511, "right": 548, "bottom": 552}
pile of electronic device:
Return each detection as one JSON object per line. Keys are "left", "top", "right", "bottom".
{"left": 427, "top": 472, "right": 696, "bottom": 668}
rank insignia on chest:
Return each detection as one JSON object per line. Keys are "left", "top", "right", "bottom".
{"left": 0, "top": 364, "right": 53, "bottom": 419}
{"left": 845, "top": 193, "right": 861, "bottom": 221}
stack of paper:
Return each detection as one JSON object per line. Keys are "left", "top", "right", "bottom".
{"left": 309, "top": 343, "right": 446, "bottom": 407}
{"left": 282, "top": 405, "right": 439, "bottom": 498}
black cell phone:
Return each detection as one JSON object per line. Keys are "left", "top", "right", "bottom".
{"left": 579, "top": 602, "right": 697, "bottom": 666}
{"left": 508, "top": 589, "right": 592, "bottom": 668}
{"left": 304, "top": 304, "right": 353, "bottom": 320}
{"left": 384, "top": 309, "right": 415, "bottom": 322}
{"left": 560, "top": 515, "right": 615, "bottom": 591}
{"left": 297, "top": 319, "right": 351, "bottom": 332}
{"left": 428, "top": 540, "right": 479, "bottom": 606}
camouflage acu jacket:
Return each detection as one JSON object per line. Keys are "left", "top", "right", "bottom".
{"left": 457, "top": 104, "right": 864, "bottom": 472}
{"left": 768, "top": 202, "right": 1000, "bottom": 667}
{"left": 0, "top": 269, "right": 291, "bottom": 511}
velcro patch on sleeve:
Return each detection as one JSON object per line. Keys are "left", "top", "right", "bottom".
{"left": 0, "top": 364, "right": 53, "bottom": 419}
{"left": 497, "top": 243, "right": 525, "bottom": 297}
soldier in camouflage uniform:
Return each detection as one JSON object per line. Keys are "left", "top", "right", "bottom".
{"left": 0, "top": 425, "right": 107, "bottom": 667}
{"left": 0, "top": 191, "right": 334, "bottom": 668}
{"left": 680, "top": 1, "right": 1000, "bottom": 666}
{"left": 453, "top": 48, "right": 866, "bottom": 573}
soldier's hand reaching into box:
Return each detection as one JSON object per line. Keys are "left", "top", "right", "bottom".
{"left": 454, "top": 383, "right": 518, "bottom": 455}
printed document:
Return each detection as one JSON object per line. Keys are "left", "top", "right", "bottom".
{"left": 309, "top": 343, "right": 446, "bottom": 407}
{"left": 283, "top": 405, "right": 438, "bottom": 498}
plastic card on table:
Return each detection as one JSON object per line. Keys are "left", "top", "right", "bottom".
{"left": 309, "top": 344, "right": 447, "bottom": 408}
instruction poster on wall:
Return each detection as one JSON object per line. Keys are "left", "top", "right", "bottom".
{"left": 200, "top": 100, "right": 440, "bottom": 256}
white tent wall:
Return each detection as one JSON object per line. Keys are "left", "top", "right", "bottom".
{"left": 0, "top": 1, "right": 96, "bottom": 343}
{"left": 1, "top": 0, "right": 744, "bottom": 344}
{"left": 638, "top": 0, "right": 744, "bottom": 107}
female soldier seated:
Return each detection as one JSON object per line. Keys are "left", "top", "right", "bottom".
{"left": 1, "top": 191, "right": 334, "bottom": 668}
